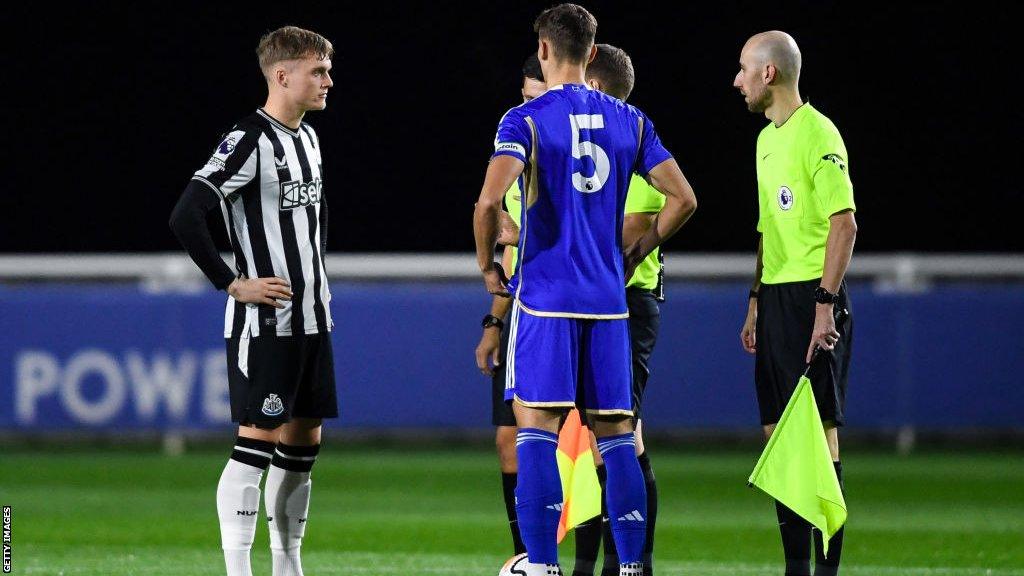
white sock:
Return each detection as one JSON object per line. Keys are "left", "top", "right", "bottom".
{"left": 271, "top": 546, "right": 304, "bottom": 576}
{"left": 265, "top": 444, "right": 318, "bottom": 576}
{"left": 217, "top": 439, "right": 274, "bottom": 576}
{"left": 222, "top": 549, "right": 254, "bottom": 576}
{"left": 266, "top": 466, "right": 311, "bottom": 576}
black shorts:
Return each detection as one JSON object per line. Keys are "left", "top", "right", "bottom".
{"left": 226, "top": 332, "right": 339, "bottom": 428}
{"left": 491, "top": 290, "right": 662, "bottom": 425}
{"left": 755, "top": 279, "right": 853, "bottom": 426}
{"left": 491, "top": 315, "right": 516, "bottom": 427}
{"left": 627, "top": 288, "right": 661, "bottom": 421}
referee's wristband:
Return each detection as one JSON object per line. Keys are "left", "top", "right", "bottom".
{"left": 748, "top": 289, "right": 759, "bottom": 299}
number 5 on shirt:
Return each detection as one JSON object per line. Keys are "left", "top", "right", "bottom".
{"left": 570, "top": 114, "right": 609, "bottom": 193}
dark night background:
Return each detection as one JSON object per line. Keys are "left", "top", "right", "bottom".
{"left": 4, "top": 1, "right": 1019, "bottom": 253}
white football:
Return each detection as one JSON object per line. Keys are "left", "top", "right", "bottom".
{"left": 498, "top": 553, "right": 528, "bottom": 576}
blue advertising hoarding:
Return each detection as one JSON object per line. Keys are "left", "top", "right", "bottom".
{"left": 2, "top": 282, "right": 1021, "bottom": 431}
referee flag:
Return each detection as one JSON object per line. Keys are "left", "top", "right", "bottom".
{"left": 555, "top": 409, "right": 602, "bottom": 543}
{"left": 748, "top": 375, "right": 847, "bottom": 556}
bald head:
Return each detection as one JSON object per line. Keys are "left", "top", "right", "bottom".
{"left": 744, "top": 31, "right": 801, "bottom": 86}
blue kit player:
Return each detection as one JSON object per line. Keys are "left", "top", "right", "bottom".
{"left": 472, "top": 5, "right": 698, "bottom": 575}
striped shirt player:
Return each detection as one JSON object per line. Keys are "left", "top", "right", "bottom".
{"left": 194, "top": 108, "right": 334, "bottom": 338}
{"left": 171, "top": 106, "right": 338, "bottom": 428}
{"left": 169, "top": 25, "right": 337, "bottom": 576}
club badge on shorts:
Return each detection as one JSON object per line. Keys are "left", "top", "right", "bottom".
{"left": 262, "top": 394, "right": 285, "bottom": 416}
{"left": 778, "top": 186, "right": 794, "bottom": 211}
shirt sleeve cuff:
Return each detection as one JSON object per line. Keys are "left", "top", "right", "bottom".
{"left": 212, "top": 269, "right": 237, "bottom": 291}
{"left": 639, "top": 151, "right": 674, "bottom": 177}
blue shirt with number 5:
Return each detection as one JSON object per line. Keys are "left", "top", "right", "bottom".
{"left": 492, "top": 83, "right": 672, "bottom": 317}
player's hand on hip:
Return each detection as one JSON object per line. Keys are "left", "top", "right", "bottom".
{"left": 497, "top": 212, "right": 520, "bottom": 246}
{"left": 807, "top": 304, "right": 840, "bottom": 363}
{"left": 741, "top": 300, "right": 757, "bottom": 354}
{"left": 475, "top": 328, "right": 501, "bottom": 376}
{"left": 227, "top": 277, "right": 292, "bottom": 309}
{"left": 482, "top": 266, "right": 510, "bottom": 298}
{"left": 621, "top": 243, "right": 644, "bottom": 283}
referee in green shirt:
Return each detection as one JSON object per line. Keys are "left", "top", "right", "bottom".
{"left": 733, "top": 31, "right": 858, "bottom": 576}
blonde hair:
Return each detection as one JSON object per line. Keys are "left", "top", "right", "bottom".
{"left": 257, "top": 26, "right": 333, "bottom": 76}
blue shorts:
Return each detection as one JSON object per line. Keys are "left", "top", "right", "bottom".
{"left": 505, "top": 302, "right": 633, "bottom": 416}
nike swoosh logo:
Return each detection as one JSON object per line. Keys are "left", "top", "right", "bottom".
{"left": 275, "top": 156, "right": 287, "bottom": 167}
{"left": 761, "top": 153, "right": 772, "bottom": 160}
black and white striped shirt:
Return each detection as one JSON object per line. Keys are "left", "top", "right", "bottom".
{"left": 192, "top": 109, "right": 332, "bottom": 338}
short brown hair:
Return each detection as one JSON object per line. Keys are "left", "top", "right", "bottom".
{"left": 257, "top": 26, "right": 334, "bottom": 75}
{"left": 533, "top": 4, "right": 597, "bottom": 65}
{"left": 586, "top": 44, "right": 634, "bottom": 101}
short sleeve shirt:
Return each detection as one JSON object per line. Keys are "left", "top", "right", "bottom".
{"left": 491, "top": 85, "right": 671, "bottom": 317}
{"left": 756, "top": 104, "right": 856, "bottom": 284}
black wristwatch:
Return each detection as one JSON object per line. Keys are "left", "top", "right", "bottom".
{"left": 814, "top": 286, "right": 838, "bottom": 305}
{"left": 481, "top": 314, "right": 504, "bottom": 330}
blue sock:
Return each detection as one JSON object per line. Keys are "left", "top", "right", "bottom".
{"left": 597, "top": 433, "right": 646, "bottom": 565}
{"left": 514, "top": 428, "right": 563, "bottom": 564}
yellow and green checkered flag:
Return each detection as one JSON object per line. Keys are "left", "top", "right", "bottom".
{"left": 748, "top": 375, "right": 847, "bottom": 556}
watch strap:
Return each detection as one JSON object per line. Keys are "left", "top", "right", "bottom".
{"left": 481, "top": 314, "right": 504, "bottom": 330}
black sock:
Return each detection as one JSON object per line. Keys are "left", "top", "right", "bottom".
{"left": 597, "top": 465, "right": 620, "bottom": 576}
{"left": 775, "top": 500, "right": 812, "bottom": 576}
{"left": 572, "top": 514, "right": 602, "bottom": 576}
{"left": 638, "top": 451, "right": 657, "bottom": 576}
{"left": 502, "top": 472, "right": 526, "bottom": 555}
{"left": 814, "top": 461, "right": 845, "bottom": 576}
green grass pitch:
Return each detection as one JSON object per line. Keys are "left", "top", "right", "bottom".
{"left": 3, "top": 447, "right": 1023, "bottom": 575}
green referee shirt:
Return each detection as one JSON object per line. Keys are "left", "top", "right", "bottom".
{"left": 505, "top": 175, "right": 664, "bottom": 290}
{"left": 504, "top": 180, "right": 522, "bottom": 268}
{"left": 624, "top": 174, "right": 665, "bottom": 290}
{"left": 756, "top": 103, "right": 856, "bottom": 284}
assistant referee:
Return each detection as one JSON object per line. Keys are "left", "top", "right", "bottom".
{"left": 733, "top": 31, "right": 857, "bottom": 576}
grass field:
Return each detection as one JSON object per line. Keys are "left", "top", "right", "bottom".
{"left": 3, "top": 447, "right": 1023, "bottom": 575}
